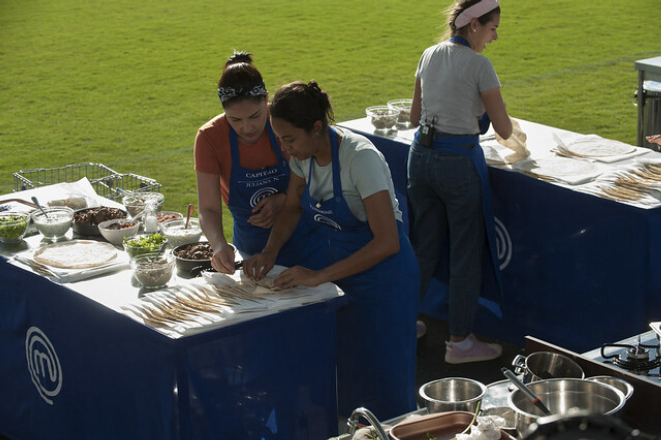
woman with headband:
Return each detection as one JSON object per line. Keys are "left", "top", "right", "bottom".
{"left": 243, "top": 81, "right": 419, "bottom": 420}
{"left": 195, "top": 51, "right": 324, "bottom": 273}
{"left": 407, "top": 0, "right": 512, "bottom": 363}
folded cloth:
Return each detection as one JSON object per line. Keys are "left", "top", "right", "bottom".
{"left": 495, "top": 118, "right": 530, "bottom": 163}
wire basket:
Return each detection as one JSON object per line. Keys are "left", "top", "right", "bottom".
{"left": 94, "top": 173, "right": 162, "bottom": 200}
{"left": 13, "top": 163, "right": 161, "bottom": 201}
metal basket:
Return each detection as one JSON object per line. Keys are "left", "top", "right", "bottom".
{"left": 13, "top": 163, "right": 161, "bottom": 201}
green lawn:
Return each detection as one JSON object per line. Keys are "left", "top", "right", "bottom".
{"left": 1, "top": 0, "right": 659, "bottom": 239}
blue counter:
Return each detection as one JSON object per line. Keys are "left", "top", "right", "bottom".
{"left": 340, "top": 118, "right": 661, "bottom": 352}
{"left": 0, "top": 253, "right": 342, "bottom": 440}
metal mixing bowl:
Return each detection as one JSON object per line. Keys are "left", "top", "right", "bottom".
{"left": 419, "top": 377, "right": 487, "bottom": 414}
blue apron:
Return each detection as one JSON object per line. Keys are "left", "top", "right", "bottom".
{"left": 301, "top": 127, "right": 418, "bottom": 420}
{"left": 227, "top": 122, "right": 325, "bottom": 269}
{"left": 415, "top": 130, "right": 504, "bottom": 314}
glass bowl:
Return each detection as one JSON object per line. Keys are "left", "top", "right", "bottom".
{"left": 122, "top": 192, "right": 165, "bottom": 218}
{"left": 98, "top": 218, "right": 140, "bottom": 246}
{"left": 160, "top": 218, "right": 203, "bottom": 249}
{"left": 387, "top": 99, "right": 413, "bottom": 128}
{"left": 366, "top": 106, "right": 400, "bottom": 132}
{"left": 123, "top": 233, "right": 168, "bottom": 259}
{"left": 0, "top": 212, "right": 31, "bottom": 243}
{"left": 31, "top": 206, "right": 74, "bottom": 241}
{"left": 130, "top": 251, "right": 175, "bottom": 290}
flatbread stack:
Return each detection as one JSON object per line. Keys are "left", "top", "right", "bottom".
{"left": 558, "top": 135, "right": 635, "bottom": 158}
{"left": 495, "top": 118, "right": 530, "bottom": 163}
{"left": 519, "top": 157, "right": 599, "bottom": 182}
{"left": 33, "top": 240, "right": 118, "bottom": 269}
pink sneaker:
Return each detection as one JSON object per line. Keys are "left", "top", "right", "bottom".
{"left": 445, "top": 334, "right": 503, "bottom": 364}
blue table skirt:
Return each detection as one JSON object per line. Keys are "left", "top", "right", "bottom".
{"left": 1, "top": 260, "right": 342, "bottom": 440}
{"left": 347, "top": 126, "right": 661, "bottom": 352}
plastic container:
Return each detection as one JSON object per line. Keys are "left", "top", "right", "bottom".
{"left": 366, "top": 106, "right": 400, "bottom": 133}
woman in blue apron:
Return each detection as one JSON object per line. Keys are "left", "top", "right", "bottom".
{"left": 195, "top": 51, "right": 324, "bottom": 273}
{"left": 407, "top": 0, "right": 513, "bottom": 363}
{"left": 244, "top": 81, "right": 419, "bottom": 421}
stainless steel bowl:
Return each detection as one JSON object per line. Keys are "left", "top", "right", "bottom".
{"left": 419, "top": 377, "right": 487, "bottom": 414}
{"left": 507, "top": 378, "right": 625, "bottom": 437}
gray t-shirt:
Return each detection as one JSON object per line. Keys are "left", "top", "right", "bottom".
{"left": 290, "top": 128, "right": 402, "bottom": 222}
{"left": 416, "top": 41, "right": 501, "bottom": 135}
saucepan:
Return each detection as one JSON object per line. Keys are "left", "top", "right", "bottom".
{"left": 512, "top": 351, "right": 584, "bottom": 384}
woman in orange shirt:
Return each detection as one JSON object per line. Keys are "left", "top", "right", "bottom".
{"left": 195, "top": 51, "right": 324, "bottom": 273}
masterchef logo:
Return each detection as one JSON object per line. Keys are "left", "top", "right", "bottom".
{"left": 25, "top": 327, "right": 62, "bottom": 405}
{"left": 314, "top": 214, "right": 342, "bottom": 230}
{"left": 494, "top": 217, "right": 512, "bottom": 270}
{"left": 249, "top": 187, "right": 278, "bottom": 208}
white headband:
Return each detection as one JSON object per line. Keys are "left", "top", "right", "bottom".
{"left": 455, "top": 0, "right": 500, "bottom": 29}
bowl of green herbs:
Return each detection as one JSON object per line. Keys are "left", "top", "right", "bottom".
{"left": 123, "top": 233, "right": 168, "bottom": 258}
{"left": 0, "top": 212, "right": 31, "bottom": 243}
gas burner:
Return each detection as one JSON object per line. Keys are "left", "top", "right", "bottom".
{"left": 601, "top": 341, "right": 661, "bottom": 374}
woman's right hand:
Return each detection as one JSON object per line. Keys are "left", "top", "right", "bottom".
{"left": 211, "top": 243, "right": 238, "bottom": 274}
{"left": 242, "top": 251, "right": 277, "bottom": 281}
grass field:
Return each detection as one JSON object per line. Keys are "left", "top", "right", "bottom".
{"left": 1, "top": 0, "right": 659, "bottom": 238}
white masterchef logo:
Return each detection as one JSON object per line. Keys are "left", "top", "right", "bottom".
{"left": 494, "top": 217, "right": 512, "bottom": 271}
{"left": 25, "top": 327, "right": 62, "bottom": 405}
{"left": 250, "top": 187, "right": 278, "bottom": 208}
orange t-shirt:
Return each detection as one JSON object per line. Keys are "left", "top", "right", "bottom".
{"left": 194, "top": 114, "right": 290, "bottom": 205}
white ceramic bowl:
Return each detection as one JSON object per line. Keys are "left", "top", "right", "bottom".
{"left": 160, "top": 218, "right": 203, "bottom": 248}
{"left": 31, "top": 206, "right": 74, "bottom": 241}
{"left": 98, "top": 218, "right": 140, "bottom": 246}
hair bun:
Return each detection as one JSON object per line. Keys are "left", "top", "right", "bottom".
{"left": 227, "top": 50, "right": 253, "bottom": 66}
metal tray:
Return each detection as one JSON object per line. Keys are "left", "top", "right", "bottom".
{"left": 390, "top": 411, "right": 517, "bottom": 440}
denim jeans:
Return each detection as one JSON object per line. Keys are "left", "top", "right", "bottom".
{"left": 406, "top": 140, "right": 485, "bottom": 338}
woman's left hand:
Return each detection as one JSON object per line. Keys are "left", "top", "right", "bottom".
{"left": 247, "top": 193, "right": 286, "bottom": 228}
{"left": 274, "top": 266, "right": 324, "bottom": 290}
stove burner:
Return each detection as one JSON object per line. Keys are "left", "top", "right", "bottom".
{"left": 601, "top": 342, "right": 661, "bottom": 374}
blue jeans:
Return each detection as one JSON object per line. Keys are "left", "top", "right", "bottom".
{"left": 406, "top": 140, "right": 485, "bottom": 338}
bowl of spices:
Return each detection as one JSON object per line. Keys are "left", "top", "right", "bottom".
{"left": 122, "top": 192, "right": 164, "bottom": 218}
{"left": 0, "top": 212, "right": 31, "bottom": 243}
{"left": 130, "top": 251, "right": 175, "bottom": 290}
{"left": 98, "top": 218, "right": 140, "bottom": 246}
{"left": 366, "top": 105, "right": 400, "bottom": 133}
{"left": 123, "top": 233, "right": 168, "bottom": 259}
{"left": 31, "top": 206, "right": 74, "bottom": 241}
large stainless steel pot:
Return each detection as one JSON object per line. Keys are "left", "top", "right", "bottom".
{"left": 419, "top": 377, "right": 486, "bottom": 414}
{"left": 512, "top": 351, "right": 584, "bottom": 383}
{"left": 507, "top": 378, "right": 626, "bottom": 437}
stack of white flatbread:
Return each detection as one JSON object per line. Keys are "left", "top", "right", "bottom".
{"left": 33, "top": 240, "right": 118, "bottom": 269}
{"left": 556, "top": 134, "right": 636, "bottom": 159}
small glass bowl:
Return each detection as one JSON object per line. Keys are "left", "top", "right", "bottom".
{"left": 31, "top": 206, "right": 74, "bottom": 241}
{"left": 366, "top": 106, "right": 400, "bottom": 132}
{"left": 123, "top": 234, "right": 168, "bottom": 259}
{"left": 387, "top": 99, "right": 413, "bottom": 128}
{"left": 0, "top": 212, "right": 31, "bottom": 243}
{"left": 130, "top": 251, "right": 175, "bottom": 290}
{"left": 160, "top": 218, "right": 203, "bottom": 249}
{"left": 122, "top": 192, "right": 165, "bottom": 218}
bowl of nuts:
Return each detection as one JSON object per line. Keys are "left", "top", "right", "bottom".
{"left": 387, "top": 99, "right": 413, "bottom": 128}
{"left": 366, "top": 106, "right": 400, "bottom": 133}
{"left": 130, "top": 251, "right": 175, "bottom": 290}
